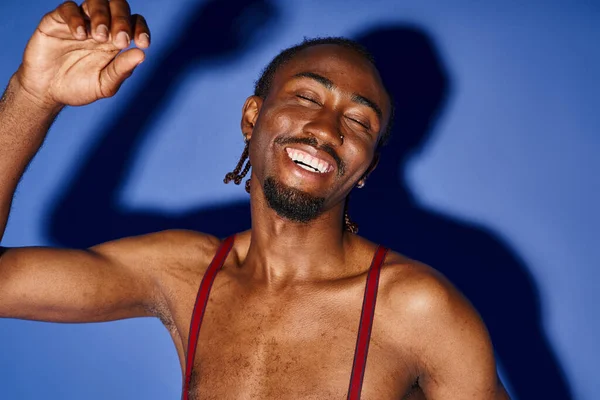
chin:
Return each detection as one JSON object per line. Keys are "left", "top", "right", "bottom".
{"left": 263, "top": 176, "right": 326, "bottom": 223}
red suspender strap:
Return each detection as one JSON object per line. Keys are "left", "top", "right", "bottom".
{"left": 182, "top": 235, "right": 235, "bottom": 400}
{"left": 347, "top": 245, "right": 389, "bottom": 400}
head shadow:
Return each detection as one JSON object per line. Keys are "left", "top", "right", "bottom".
{"left": 351, "top": 25, "right": 573, "bottom": 399}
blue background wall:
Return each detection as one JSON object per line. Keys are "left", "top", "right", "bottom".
{"left": 1, "top": 0, "right": 598, "bottom": 399}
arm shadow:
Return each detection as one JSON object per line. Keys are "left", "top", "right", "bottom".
{"left": 47, "top": 0, "right": 276, "bottom": 246}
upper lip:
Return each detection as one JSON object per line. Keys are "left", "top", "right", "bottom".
{"left": 284, "top": 144, "right": 337, "bottom": 172}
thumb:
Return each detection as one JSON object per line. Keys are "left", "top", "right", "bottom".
{"left": 99, "top": 48, "right": 145, "bottom": 97}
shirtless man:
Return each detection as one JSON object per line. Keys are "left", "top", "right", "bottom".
{"left": 0, "top": 1, "right": 510, "bottom": 398}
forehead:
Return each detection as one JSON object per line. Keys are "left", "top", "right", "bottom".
{"left": 272, "top": 44, "right": 390, "bottom": 114}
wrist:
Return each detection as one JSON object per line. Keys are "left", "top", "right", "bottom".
{"left": 8, "top": 70, "right": 64, "bottom": 116}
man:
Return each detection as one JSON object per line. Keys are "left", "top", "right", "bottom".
{"left": 0, "top": 0, "right": 509, "bottom": 398}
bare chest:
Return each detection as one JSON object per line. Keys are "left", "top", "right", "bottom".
{"left": 172, "top": 275, "right": 417, "bottom": 399}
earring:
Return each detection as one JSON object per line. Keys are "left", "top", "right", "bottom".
{"left": 340, "top": 134, "right": 344, "bottom": 145}
{"left": 357, "top": 179, "right": 365, "bottom": 189}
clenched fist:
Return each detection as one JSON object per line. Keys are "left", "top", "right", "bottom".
{"left": 16, "top": 0, "right": 150, "bottom": 110}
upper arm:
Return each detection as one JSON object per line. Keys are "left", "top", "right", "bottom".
{"left": 0, "top": 229, "right": 216, "bottom": 323}
{"left": 391, "top": 265, "right": 509, "bottom": 399}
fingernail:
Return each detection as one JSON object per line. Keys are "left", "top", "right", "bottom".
{"left": 140, "top": 33, "right": 150, "bottom": 45}
{"left": 76, "top": 26, "right": 86, "bottom": 39}
{"left": 117, "top": 31, "right": 130, "bottom": 47}
{"left": 96, "top": 24, "right": 108, "bottom": 38}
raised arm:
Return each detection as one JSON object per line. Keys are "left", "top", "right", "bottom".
{"left": 0, "top": 1, "right": 163, "bottom": 322}
{"left": 0, "top": 76, "right": 60, "bottom": 239}
{"left": 0, "top": 0, "right": 148, "bottom": 243}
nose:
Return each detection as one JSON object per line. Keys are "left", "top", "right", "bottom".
{"left": 303, "top": 109, "right": 343, "bottom": 146}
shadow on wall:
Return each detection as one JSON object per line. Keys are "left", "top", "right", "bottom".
{"left": 48, "top": 0, "right": 272, "bottom": 241}
{"left": 47, "top": 2, "right": 572, "bottom": 397}
{"left": 350, "top": 27, "right": 572, "bottom": 400}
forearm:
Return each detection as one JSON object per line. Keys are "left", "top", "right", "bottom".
{"left": 0, "top": 73, "right": 63, "bottom": 241}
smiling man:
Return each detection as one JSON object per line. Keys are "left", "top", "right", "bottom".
{"left": 0, "top": 1, "right": 509, "bottom": 399}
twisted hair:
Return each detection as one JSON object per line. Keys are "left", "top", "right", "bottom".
{"left": 223, "top": 141, "right": 251, "bottom": 193}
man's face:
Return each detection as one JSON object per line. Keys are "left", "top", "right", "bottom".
{"left": 243, "top": 44, "right": 390, "bottom": 223}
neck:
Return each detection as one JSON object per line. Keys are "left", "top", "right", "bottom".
{"left": 243, "top": 181, "right": 352, "bottom": 286}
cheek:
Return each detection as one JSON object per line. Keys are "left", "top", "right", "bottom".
{"left": 258, "top": 104, "right": 309, "bottom": 137}
{"left": 344, "top": 140, "right": 376, "bottom": 178}
{"left": 248, "top": 108, "right": 295, "bottom": 174}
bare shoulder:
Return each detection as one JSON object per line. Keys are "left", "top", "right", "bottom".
{"left": 377, "top": 250, "right": 488, "bottom": 344}
{"left": 349, "top": 238, "right": 474, "bottom": 324}
{"left": 376, "top": 251, "right": 508, "bottom": 398}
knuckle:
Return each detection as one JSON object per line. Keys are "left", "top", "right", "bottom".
{"left": 108, "top": 63, "right": 119, "bottom": 81}
{"left": 112, "top": 16, "right": 131, "bottom": 25}
{"left": 67, "top": 15, "right": 81, "bottom": 26}
{"left": 59, "top": 1, "right": 76, "bottom": 9}
{"left": 41, "top": 10, "right": 61, "bottom": 26}
{"left": 89, "top": 11, "right": 108, "bottom": 21}
{"left": 42, "top": 10, "right": 54, "bottom": 21}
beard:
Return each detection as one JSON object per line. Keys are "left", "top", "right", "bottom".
{"left": 263, "top": 177, "right": 326, "bottom": 223}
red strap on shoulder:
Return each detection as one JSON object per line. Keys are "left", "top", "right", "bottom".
{"left": 182, "top": 235, "right": 235, "bottom": 400}
{"left": 347, "top": 245, "right": 388, "bottom": 400}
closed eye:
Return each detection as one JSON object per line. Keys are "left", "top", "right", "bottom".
{"left": 297, "top": 94, "right": 322, "bottom": 106}
{"left": 345, "top": 116, "right": 371, "bottom": 131}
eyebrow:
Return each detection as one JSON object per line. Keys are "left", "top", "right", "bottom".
{"left": 292, "top": 72, "right": 383, "bottom": 120}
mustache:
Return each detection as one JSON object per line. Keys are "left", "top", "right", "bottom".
{"left": 274, "top": 136, "right": 346, "bottom": 176}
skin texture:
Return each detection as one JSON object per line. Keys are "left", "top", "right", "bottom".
{"left": 0, "top": 1, "right": 510, "bottom": 399}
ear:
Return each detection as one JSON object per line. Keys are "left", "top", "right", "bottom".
{"left": 241, "top": 96, "right": 263, "bottom": 141}
{"left": 358, "top": 153, "right": 380, "bottom": 187}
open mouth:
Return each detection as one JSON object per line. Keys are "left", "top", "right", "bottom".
{"left": 285, "top": 148, "right": 333, "bottom": 174}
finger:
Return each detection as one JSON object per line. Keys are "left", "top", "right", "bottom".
{"left": 99, "top": 48, "right": 145, "bottom": 97}
{"left": 81, "top": 1, "right": 90, "bottom": 18}
{"left": 132, "top": 14, "right": 150, "bottom": 49}
{"left": 109, "top": 0, "right": 132, "bottom": 49}
{"left": 85, "top": 0, "right": 111, "bottom": 42}
{"left": 56, "top": 1, "right": 87, "bottom": 40}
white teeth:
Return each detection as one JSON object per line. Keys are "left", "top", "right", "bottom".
{"left": 286, "top": 148, "right": 331, "bottom": 173}
{"left": 298, "top": 163, "right": 315, "bottom": 172}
